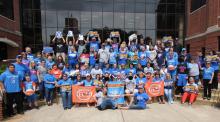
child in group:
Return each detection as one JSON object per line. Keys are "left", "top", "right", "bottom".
{"left": 181, "top": 77, "right": 199, "bottom": 105}
{"left": 152, "top": 72, "right": 165, "bottom": 104}
{"left": 22, "top": 75, "right": 39, "bottom": 109}
{"left": 164, "top": 73, "right": 174, "bottom": 104}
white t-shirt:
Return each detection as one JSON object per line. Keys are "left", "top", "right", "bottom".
{"left": 188, "top": 63, "right": 199, "bottom": 76}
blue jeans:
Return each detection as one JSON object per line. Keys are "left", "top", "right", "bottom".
{"left": 39, "top": 81, "right": 45, "bottom": 99}
{"left": 168, "top": 70, "right": 176, "bottom": 81}
{"left": 45, "top": 88, "right": 54, "bottom": 102}
{"left": 164, "top": 88, "right": 173, "bottom": 103}
{"left": 97, "top": 99, "right": 116, "bottom": 110}
{"left": 61, "top": 92, "right": 72, "bottom": 109}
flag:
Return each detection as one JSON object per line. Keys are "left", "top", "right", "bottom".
{"left": 145, "top": 81, "right": 164, "bottom": 97}
{"left": 72, "top": 86, "right": 96, "bottom": 103}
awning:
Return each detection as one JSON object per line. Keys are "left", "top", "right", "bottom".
{"left": 0, "top": 37, "right": 19, "bottom": 47}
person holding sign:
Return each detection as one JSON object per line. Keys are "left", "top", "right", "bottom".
{"left": 119, "top": 87, "right": 151, "bottom": 110}
{"left": 52, "top": 31, "right": 67, "bottom": 61}
{"left": 181, "top": 77, "right": 199, "bottom": 105}
{"left": 22, "top": 75, "right": 39, "bottom": 109}
{"left": 56, "top": 74, "right": 73, "bottom": 110}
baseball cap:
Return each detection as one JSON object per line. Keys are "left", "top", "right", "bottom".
{"left": 16, "top": 55, "right": 22, "bottom": 59}
{"left": 182, "top": 48, "right": 186, "bottom": 51}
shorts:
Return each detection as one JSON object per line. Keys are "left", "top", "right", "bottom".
{"left": 27, "top": 94, "right": 37, "bottom": 103}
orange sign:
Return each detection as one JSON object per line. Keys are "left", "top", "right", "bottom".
{"left": 145, "top": 81, "right": 164, "bottom": 97}
{"left": 72, "top": 86, "right": 96, "bottom": 103}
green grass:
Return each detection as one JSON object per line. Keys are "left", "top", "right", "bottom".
{"left": 0, "top": 64, "right": 7, "bottom": 74}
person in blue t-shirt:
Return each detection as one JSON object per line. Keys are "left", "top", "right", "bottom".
{"left": 89, "top": 36, "right": 101, "bottom": 52}
{"left": 46, "top": 55, "right": 55, "bottom": 69}
{"left": 44, "top": 69, "right": 56, "bottom": 106}
{"left": 0, "top": 64, "right": 24, "bottom": 116}
{"left": 209, "top": 50, "right": 220, "bottom": 90}
{"left": 68, "top": 46, "right": 78, "bottom": 69}
{"left": 126, "top": 63, "right": 137, "bottom": 75}
{"left": 135, "top": 71, "right": 147, "bottom": 88}
{"left": 13, "top": 55, "right": 30, "bottom": 80}
{"left": 22, "top": 75, "right": 39, "bottom": 109}
{"left": 82, "top": 74, "right": 94, "bottom": 86}
{"left": 110, "top": 64, "right": 119, "bottom": 76}
{"left": 56, "top": 74, "right": 73, "bottom": 110}
{"left": 109, "top": 48, "right": 118, "bottom": 65}
{"left": 119, "top": 87, "right": 151, "bottom": 110}
{"left": 203, "top": 61, "right": 214, "bottom": 100}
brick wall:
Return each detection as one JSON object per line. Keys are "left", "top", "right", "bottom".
{"left": 186, "top": 0, "right": 220, "bottom": 55}
{"left": 0, "top": 0, "right": 22, "bottom": 59}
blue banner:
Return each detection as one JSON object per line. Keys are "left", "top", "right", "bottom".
{"left": 107, "top": 81, "right": 125, "bottom": 104}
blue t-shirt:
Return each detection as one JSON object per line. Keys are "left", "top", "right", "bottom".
{"left": 13, "top": 63, "right": 29, "bottom": 80}
{"left": 211, "top": 61, "right": 219, "bottom": 71}
{"left": 128, "top": 51, "right": 138, "bottom": 64}
{"left": 89, "top": 53, "right": 96, "bottom": 66}
{"left": 44, "top": 74, "right": 56, "bottom": 88}
{"left": 110, "top": 68, "right": 119, "bottom": 76}
{"left": 27, "top": 54, "right": 35, "bottom": 61}
{"left": 118, "top": 51, "right": 128, "bottom": 65}
{"left": 0, "top": 70, "right": 22, "bottom": 93}
{"left": 90, "top": 42, "right": 99, "bottom": 51}
{"left": 83, "top": 80, "right": 94, "bottom": 86}
{"left": 203, "top": 67, "right": 214, "bottom": 80}
{"left": 68, "top": 52, "right": 78, "bottom": 63}
{"left": 135, "top": 77, "right": 147, "bottom": 85}
{"left": 153, "top": 77, "right": 162, "bottom": 82}
{"left": 126, "top": 68, "right": 136, "bottom": 75}
{"left": 46, "top": 60, "right": 55, "bottom": 69}
{"left": 134, "top": 92, "right": 149, "bottom": 109}
{"left": 57, "top": 79, "right": 73, "bottom": 92}
{"left": 109, "top": 52, "right": 117, "bottom": 64}
{"left": 23, "top": 81, "right": 35, "bottom": 91}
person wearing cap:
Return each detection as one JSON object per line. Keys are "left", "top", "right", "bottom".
{"left": 181, "top": 77, "right": 199, "bottom": 105}
{"left": 0, "top": 64, "right": 24, "bottom": 116}
{"left": 44, "top": 69, "right": 56, "bottom": 106}
{"left": 13, "top": 54, "right": 30, "bottom": 80}
{"left": 91, "top": 64, "right": 103, "bottom": 79}
{"left": 180, "top": 48, "right": 191, "bottom": 62}
{"left": 202, "top": 61, "right": 214, "bottom": 100}
{"left": 56, "top": 74, "right": 73, "bottom": 110}
{"left": 82, "top": 74, "right": 94, "bottom": 87}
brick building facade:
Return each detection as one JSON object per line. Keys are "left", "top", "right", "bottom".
{"left": 0, "top": 0, "right": 22, "bottom": 60}
{"left": 185, "top": 0, "right": 220, "bottom": 57}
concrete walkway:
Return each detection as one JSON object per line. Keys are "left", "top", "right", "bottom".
{"left": 3, "top": 102, "right": 220, "bottom": 122}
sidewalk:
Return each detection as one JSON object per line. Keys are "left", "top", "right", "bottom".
{"left": 3, "top": 101, "right": 220, "bottom": 122}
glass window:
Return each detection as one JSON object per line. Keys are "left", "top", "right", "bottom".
{"left": 146, "top": 13, "right": 156, "bottom": 29}
{"left": 57, "top": 11, "right": 69, "bottom": 28}
{"left": 103, "top": 12, "right": 113, "bottom": 28}
{"left": 191, "top": 0, "right": 206, "bottom": 12}
{"left": 92, "top": 12, "right": 103, "bottom": 28}
{"left": 46, "top": 27, "right": 57, "bottom": 44}
{"left": 135, "top": 13, "right": 145, "bottom": 29}
{"left": 81, "top": 11, "right": 92, "bottom": 28}
{"left": 0, "top": 0, "right": 14, "bottom": 20}
{"left": 114, "top": 12, "right": 124, "bottom": 29}
{"left": 45, "top": 10, "right": 57, "bottom": 28}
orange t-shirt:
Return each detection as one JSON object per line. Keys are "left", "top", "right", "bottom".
{"left": 51, "top": 69, "right": 62, "bottom": 79}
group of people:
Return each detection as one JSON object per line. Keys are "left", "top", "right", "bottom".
{"left": 0, "top": 31, "right": 219, "bottom": 117}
